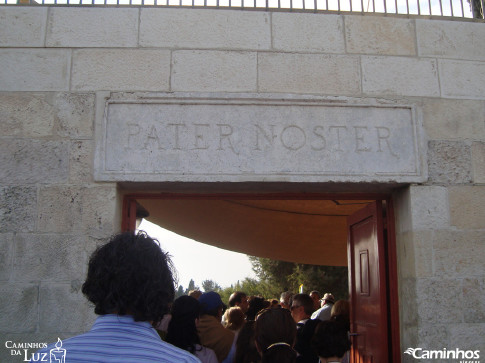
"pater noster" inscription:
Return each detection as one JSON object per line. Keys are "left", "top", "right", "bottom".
{"left": 97, "top": 97, "right": 423, "bottom": 182}
{"left": 124, "top": 122, "right": 397, "bottom": 157}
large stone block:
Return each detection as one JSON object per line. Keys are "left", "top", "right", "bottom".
{"left": 71, "top": 49, "right": 171, "bottom": 91}
{"left": 416, "top": 278, "right": 463, "bottom": 324}
{"left": 417, "top": 19, "right": 485, "bottom": 61}
{"left": 417, "top": 324, "right": 450, "bottom": 350}
{"left": 449, "top": 186, "right": 485, "bottom": 229}
{"left": 0, "top": 92, "right": 95, "bottom": 138}
{"left": 396, "top": 231, "right": 415, "bottom": 278}
{"left": 422, "top": 99, "right": 485, "bottom": 141}
{"left": 440, "top": 60, "right": 485, "bottom": 100}
{"left": 258, "top": 53, "right": 360, "bottom": 95}
{"left": 12, "top": 234, "right": 86, "bottom": 282}
{"left": 399, "top": 230, "right": 434, "bottom": 278}
{"left": 448, "top": 324, "right": 485, "bottom": 352}
{"left": 272, "top": 13, "right": 344, "bottom": 53}
{"left": 0, "top": 49, "right": 70, "bottom": 91}
{"left": 345, "top": 15, "right": 416, "bottom": 56}
{"left": 428, "top": 141, "right": 472, "bottom": 184}
{"left": 81, "top": 186, "right": 118, "bottom": 239}
{"left": 0, "top": 140, "right": 69, "bottom": 184}
{"left": 0, "top": 7, "right": 47, "bottom": 47}
{"left": 400, "top": 326, "right": 418, "bottom": 363}
{"left": 463, "top": 278, "right": 485, "bottom": 323}
{"left": 362, "top": 56, "right": 440, "bottom": 97}
{"left": 472, "top": 142, "right": 485, "bottom": 183}
{"left": 0, "top": 93, "right": 56, "bottom": 137}
{"left": 433, "top": 230, "right": 485, "bottom": 278}
{"left": 96, "top": 94, "right": 425, "bottom": 184}
{"left": 0, "top": 233, "right": 13, "bottom": 281}
{"left": 0, "top": 284, "right": 38, "bottom": 332}
{"left": 140, "top": 9, "right": 270, "bottom": 50}
{"left": 55, "top": 93, "right": 95, "bottom": 139}
{"left": 393, "top": 186, "right": 412, "bottom": 234}
{"left": 399, "top": 277, "right": 418, "bottom": 328}
{"left": 37, "top": 186, "right": 84, "bottom": 234}
{"left": 39, "top": 284, "right": 95, "bottom": 333}
{"left": 47, "top": 8, "right": 138, "bottom": 48}
{"left": 70, "top": 140, "right": 94, "bottom": 184}
{"left": 0, "top": 186, "right": 37, "bottom": 233}
{"left": 408, "top": 186, "right": 450, "bottom": 230}
{"left": 172, "top": 51, "right": 257, "bottom": 92}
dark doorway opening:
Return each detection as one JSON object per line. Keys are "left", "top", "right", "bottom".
{"left": 121, "top": 192, "right": 401, "bottom": 363}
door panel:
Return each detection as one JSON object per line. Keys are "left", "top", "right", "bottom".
{"left": 348, "top": 201, "right": 388, "bottom": 363}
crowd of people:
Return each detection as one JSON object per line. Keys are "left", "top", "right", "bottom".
{"left": 32, "top": 231, "right": 351, "bottom": 363}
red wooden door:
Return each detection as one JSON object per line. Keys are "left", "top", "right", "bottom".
{"left": 348, "top": 201, "right": 389, "bottom": 363}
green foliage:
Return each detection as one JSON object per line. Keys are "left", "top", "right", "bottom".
{"left": 288, "top": 264, "right": 349, "bottom": 300}
{"left": 174, "top": 258, "right": 348, "bottom": 305}
{"left": 249, "top": 256, "right": 349, "bottom": 301}
{"left": 202, "top": 279, "right": 222, "bottom": 292}
{"left": 175, "top": 285, "right": 185, "bottom": 298}
{"left": 187, "top": 279, "right": 196, "bottom": 292}
{"left": 468, "top": 0, "right": 484, "bottom": 18}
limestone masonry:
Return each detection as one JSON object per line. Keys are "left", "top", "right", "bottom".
{"left": 0, "top": 6, "right": 484, "bottom": 363}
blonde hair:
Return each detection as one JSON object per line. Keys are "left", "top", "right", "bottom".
{"left": 224, "top": 307, "right": 246, "bottom": 331}
{"left": 188, "top": 290, "right": 202, "bottom": 299}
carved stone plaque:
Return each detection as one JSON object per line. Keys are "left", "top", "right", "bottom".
{"left": 94, "top": 93, "right": 426, "bottom": 183}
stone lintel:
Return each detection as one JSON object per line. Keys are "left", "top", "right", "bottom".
{"left": 94, "top": 93, "right": 427, "bottom": 184}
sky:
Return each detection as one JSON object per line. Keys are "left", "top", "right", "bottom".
{"left": 138, "top": 219, "right": 257, "bottom": 290}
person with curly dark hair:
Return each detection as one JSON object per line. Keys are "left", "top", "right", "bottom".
{"left": 31, "top": 231, "right": 201, "bottom": 363}
{"left": 254, "top": 308, "right": 297, "bottom": 363}
{"left": 166, "top": 295, "right": 218, "bottom": 363}
{"left": 311, "top": 320, "right": 351, "bottom": 363}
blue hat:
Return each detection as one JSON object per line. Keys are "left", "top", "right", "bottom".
{"left": 199, "top": 291, "right": 223, "bottom": 313}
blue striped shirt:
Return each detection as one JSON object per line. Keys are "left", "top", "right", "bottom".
{"left": 32, "top": 314, "right": 201, "bottom": 363}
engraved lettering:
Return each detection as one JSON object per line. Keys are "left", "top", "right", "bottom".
{"left": 376, "top": 126, "right": 398, "bottom": 158}
{"left": 255, "top": 124, "right": 277, "bottom": 151}
{"left": 281, "top": 125, "right": 306, "bottom": 151}
{"left": 167, "top": 123, "right": 186, "bottom": 150}
{"left": 126, "top": 123, "right": 140, "bottom": 150}
{"left": 354, "top": 126, "right": 371, "bottom": 152}
{"left": 311, "top": 125, "right": 326, "bottom": 151}
{"left": 329, "top": 126, "right": 347, "bottom": 152}
{"left": 217, "top": 124, "right": 238, "bottom": 155}
{"left": 193, "top": 124, "right": 210, "bottom": 150}
{"left": 103, "top": 101, "right": 420, "bottom": 181}
{"left": 143, "top": 125, "right": 164, "bottom": 150}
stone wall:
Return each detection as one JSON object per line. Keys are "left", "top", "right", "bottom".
{"left": 1, "top": 6, "right": 484, "bottom": 361}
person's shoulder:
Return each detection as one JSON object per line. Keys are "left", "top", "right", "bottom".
{"left": 195, "top": 345, "right": 218, "bottom": 363}
{"left": 311, "top": 307, "right": 322, "bottom": 319}
{"left": 156, "top": 339, "right": 202, "bottom": 362}
{"left": 307, "top": 318, "right": 320, "bottom": 328}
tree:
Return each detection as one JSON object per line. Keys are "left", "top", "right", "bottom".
{"left": 248, "top": 256, "right": 349, "bottom": 301}
{"left": 202, "top": 279, "right": 222, "bottom": 292}
{"left": 183, "top": 279, "right": 199, "bottom": 295}
{"left": 249, "top": 256, "right": 295, "bottom": 290}
{"left": 468, "top": 0, "right": 484, "bottom": 18}
{"left": 175, "top": 285, "right": 185, "bottom": 298}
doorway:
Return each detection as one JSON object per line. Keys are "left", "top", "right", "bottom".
{"left": 121, "top": 192, "right": 401, "bottom": 363}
